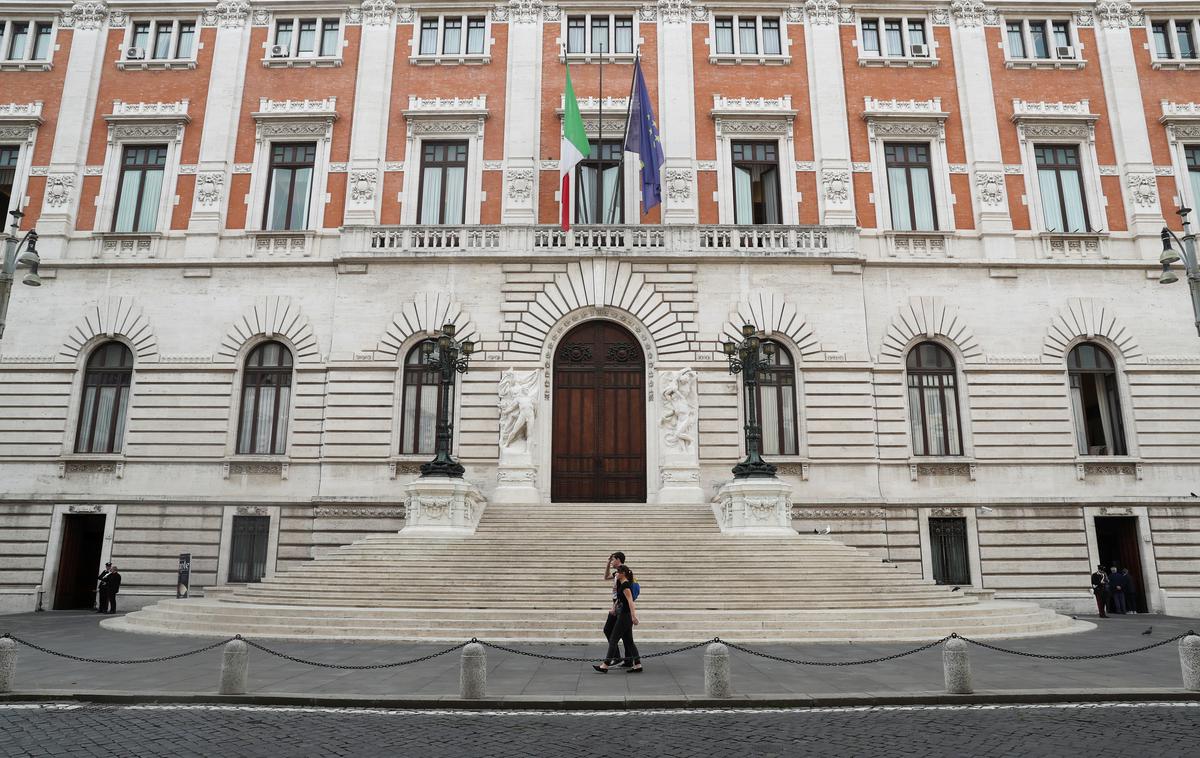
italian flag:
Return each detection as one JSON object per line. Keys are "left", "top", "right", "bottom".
{"left": 560, "top": 65, "right": 590, "bottom": 231}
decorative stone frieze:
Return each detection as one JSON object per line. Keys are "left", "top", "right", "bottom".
{"left": 775, "top": 463, "right": 809, "bottom": 480}
{"left": 792, "top": 507, "right": 886, "bottom": 519}
{"left": 222, "top": 461, "right": 288, "bottom": 479}
{"left": 402, "top": 477, "right": 487, "bottom": 535}
{"left": 1095, "top": 1, "right": 1144, "bottom": 30}
{"left": 804, "top": 0, "right": 839, "bottom": 25}
{"left": 61, "top": 1, "right": 108, "bottom": 29}
{"left": 949, "top": 1, "right": 997, "bottom": 27}
{"left": 664, "top": 169, "right": 692, "bottom": 202}
{"left": 975, "top": 172, "right": 1006, "bottom": 206}
{"left": 505, "top": 169, "right": 534, "bottom": 202}
{"left": 44, "top": 175, "right": 74, "bottom": 207}
{"left": 203, "top": 1, "right": 251, "bottom": 28}
{"left": 714, "top": 477, "right": 795, "bottom": 535}
{"left": 361, "top": 0, "right": 397, "bottom": 26}
{"left": 195, "top": 172, "right": 225, "bottom": 207}
{"left": 314, "top": 506, "right": 405, "bottom": 519}
{"left": 910, "top": 462, "right": 977, "bottom": 480}
{"left": 348, "top": 170, "right": 378, "bottom": 204}
{"left": 821, "top": 170, "right": 850, "bottom": 203}
{"left": 931, "top": 507, "right": 964, "bottom": 517}
{"left": 1127, "top": 174, "right": 1159, "bottom": 208}
{"left": 506, "top": 0, "right": 543, "bottom": 24}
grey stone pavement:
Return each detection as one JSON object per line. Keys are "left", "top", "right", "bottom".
{"left": 1, "top": 702, "right": 1198, "bottom": 757}
{"left": 0, "top": 611, "right": 1196, "bottom": 699}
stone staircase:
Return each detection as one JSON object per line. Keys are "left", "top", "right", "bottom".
{"left": 104, "top": 504, "right": 1090, "bottom": 643}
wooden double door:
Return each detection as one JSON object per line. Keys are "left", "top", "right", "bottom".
{"left": 551, "top": 321, "right": 647, "bottom": 503}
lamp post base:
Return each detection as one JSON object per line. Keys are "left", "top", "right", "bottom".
{"left": 713, "top": 477, "right": 795, "bottom": 536}
{"left": 401, "top": 476, "right": 486, "bottom": 536}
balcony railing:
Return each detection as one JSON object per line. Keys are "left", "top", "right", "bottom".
{"left": 343, "top": 224, "right": 859, "bottom": 258}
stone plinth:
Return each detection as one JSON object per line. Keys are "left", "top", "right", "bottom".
{"left": 493, "top": 452, "right": 538, "bottom": 504}
{"left": 401, "top": 476, "right": 486, "bottom": 536}
{"left": 713, "top": 477, "right": 795, "bottom": 536}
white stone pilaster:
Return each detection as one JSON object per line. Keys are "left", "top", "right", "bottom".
{"left": 1092, "top": 6, "right": 1162, "bottom": 247}
{"left": 804, "top": 5, "right": 856, "bottom": 226}
{"left": 186, "top": 9, "right": 253, "bottom": 246}
{"left": 657, "top": 12, "right": 698, "bottom": 223}
{"left": 948, "top": 7, "right": 1015, "bottom": 257}
{"left": 344, "top": 3, "right": 399, "bottom": 225}
{"left": 499, "top": 11, "right": 543, "bottom": 224}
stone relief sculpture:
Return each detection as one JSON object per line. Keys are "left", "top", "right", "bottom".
{"left": 659, "top": 367, "right": 698, "bottom": 454}
{"left": 498, "top": 368, "right": 539, "bottom": 455}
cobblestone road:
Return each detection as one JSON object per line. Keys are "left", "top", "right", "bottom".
{"left": 1, "top": 702, "right": 1197, "bottom": 757}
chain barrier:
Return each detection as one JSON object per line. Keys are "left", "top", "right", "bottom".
{"left": 238, "top": 638, "right": 469, "bottom": 670}
{"left": 1, "top": 632, "right": 235, "bottom": 665}
{"left": 721, "top": 636, "right": 952, "bottom": 667}
{"left": 477, "top": 638, "right": 716, "bottom": 663}
{"left": 954, "top": 630, "right": 1197, "bottom": 661}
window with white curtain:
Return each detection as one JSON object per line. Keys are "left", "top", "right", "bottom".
{"left": 416, "top": 15, "right": 488, "bottom": 58}
{"left": 731, "top": 141, "right": 781, "bottom": 224}
{"left": 112, "top": 145, "right": 167, "bottom": 233}
{"left": 236, "top": 341, "right": 293, "bottom": 456}
{"left": 0, "top": 19, "right": 53, "bottom": 62}
{"left": 1034, "top": 144, "right": 1091, "bottom": 233}
{"left": 1004, "top": 19, "right": 1077, "bottom": 61}
{"left": 1151, "top": 19, "right": 1199, "bottom": 60}
{"left": 906, "top": 342, "right": 963, "bottom": 457}
{"left": 575, "top": 140, "right": 624, "bottom": 224}
{"left": 271, "top": 16, "right": 340, "bottom": 58}
{"left": 263, "top": 142, "right": 315, "bottom": 231}
{"left": 565, "top": 14, "right": 634, "bottom": 55}
{"left": 418, "top": 141, "right": 468, "bottom": 225}
{"left": 75, "top": 342, "right": 133, "bottom": 454}
{"left": 712, "top": 15, "right": 783, "bottom": 58}
{"left": 756, "top": 342, "right": 799, "bottom": 456}
{"left": 1068, "top": 343, "right": 1127, "bottom": 456}
{"left": 1187, "top": 146, "right": 1200, "bottom": 208}
{"left": 885, "top": 142, "right": 938, "bottom": 231}
{"left": 125, "top": 19, "right": 196, "bottom": 60}
{"left": 860, "top": 17, "right": 929, "bottom": 58}
{"left": 0, "top": 145, "right": 18, "bottom": 225}
{"left": 400, "top": 340, "right": 444, "bottom": 455}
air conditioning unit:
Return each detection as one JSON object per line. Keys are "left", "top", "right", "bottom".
{"left": 1056, "top": 45, "right": 1075, "bottom": 59}
{"left": 125, "top": 47, "right": 145, "bottom": 60}
{"left": 910, "top": 43, "right": 929, "bottom": 57}
{"left": 270, "top": 44, "right": 289, "bottom": 57}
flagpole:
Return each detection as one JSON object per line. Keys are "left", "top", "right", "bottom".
{"left": 604, "top": 51, "right": 639, "bottom": 226}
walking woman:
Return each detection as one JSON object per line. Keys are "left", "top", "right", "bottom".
{"left": 594, "top": 565, "right": 642, "bottom": 673}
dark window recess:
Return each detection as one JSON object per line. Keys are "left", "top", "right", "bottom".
{"left": 0, "top": 145, "right": 18, "bottom": 224}
{"left": 228, "top": 515, "right": 270, "bottom": 583}
{"left": 75, "top": 342, "right": 134, "bottom": 454}
{"left": 756, "top": 342, "right": 799, "bottom": 456}
{"left": 1068, "top": 343, "right": 1127, "bottom": 456}
{"left": 929, "top": 517, "right": 971, "bottom": 586}
{"left": 236, "top": 341, "right": 293, "bottom": 455}
{"left": 400, "top": 340, "right": 445, "bottom": 455}
{"left": 263, "top": 142, "right": 315, "bottom": 231}
{"left": 906, "top": 342, "right": 963, "bottom": 456}
{"left": 731, "top": 140, "right": 781, "bottom": 224}
{"left": 417, "top": 140, "right": 468, "bottom": 224}
{"left": 575, "top": 140, "right": 624, "bottom": 224}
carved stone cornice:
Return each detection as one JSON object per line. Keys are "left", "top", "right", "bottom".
{"left": 60, "top": 1, "right": 108, "bottom": 30}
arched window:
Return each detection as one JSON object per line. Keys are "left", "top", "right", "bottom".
{"left": 906, "top": 342, "right": 963, "bottom": 456}
{"left": 757, "top": 341, "right": 799, "bottom": 456}
{"left": 1068, "top": 342, "right": 1127, "bottom": 456}
{"left": 236, "top": 341, "right": 293, "bottom": 455}
{"left": 75, "top": 342, "right": 133, "bottom": 454}
{"left": 399, "top": 340, "right": 444, "bottom": 455}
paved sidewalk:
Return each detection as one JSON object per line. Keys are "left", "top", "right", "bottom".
{"left": 1, "top": 611, "right": 1195, "bottom": 700}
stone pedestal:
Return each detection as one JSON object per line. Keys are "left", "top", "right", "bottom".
{"left": 401, "top": 476, "right": 486, "bottom": 536}
{"left": 493, "top": 452, "right": 539, "bottom": 504}
{"left": 657, "top": 368, "right": 703, "bottom": 504}
{"left": 658, "top": 466, "right": 704, "bottom": 504}
{"left": 713, "top": 477, "right": 795, "bottom": 536}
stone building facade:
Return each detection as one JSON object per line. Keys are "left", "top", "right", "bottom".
{"left": 1, "top": 0, "right": 1199, "bottom": 617}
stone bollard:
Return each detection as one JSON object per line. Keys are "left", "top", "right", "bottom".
{"left": 0, "top": 637, "right": 16, "bottom": 693}
{"left": 704, "top": 642, "right": 731, "bottom": 698}
{"left": 219, "top": 638, "right": 249, "bottom": 695}
{"left": 1181, "top": 634, "right": 1200, "bottom": 692}
{"left": 460, "top": 642, "right": 486, "bottom": 699}
{"left": 942, "top": 637, "right": 973, "bottom": 695}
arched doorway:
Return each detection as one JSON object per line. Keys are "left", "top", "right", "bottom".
{"left": 551, "top": 320, "right": 646, "bottom": 503}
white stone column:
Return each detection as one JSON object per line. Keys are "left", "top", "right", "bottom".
{"left": 657, "top": 367, "right": 703, "bottom": 503}
{"left": 499, "top": 6, "right": 543, "bottom": 224}
{"left": 38, "top": 3, "right": 111, "bottom": 243}
{"left": 656, "top": 3, "right": 698, "bottom": 224}
{"left": 948, "top": 5, "right": 1015, "bottom": 257}
{"left": 186, "top": 2, "right": 253, "bottom": 247}
{"left": 344, "top": 1, "right": 400, "bottom": 225}
{"left": 1091, "top": 4, "right": 1163, "bottom": 248}
{"left": 803, "top": 1, "right": 856, "bottom": 226}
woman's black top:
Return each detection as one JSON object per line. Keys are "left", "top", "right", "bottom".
{"left": 615, "top": 580, "right": 634, "bottom": 613}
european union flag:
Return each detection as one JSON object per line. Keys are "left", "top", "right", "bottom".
{"left": 624, "top": 58, "right": 665, "bottom": 214}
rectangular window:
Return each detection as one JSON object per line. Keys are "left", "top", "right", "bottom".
{"left": 731, "top": 141, "right": 781, "bottom": 225}
{"left": 416, "top": 15, "right": 488, "bottom": 58}
{"left": 264, "top": 142, "right": 316, "bottom": 231}
{"left": 566, "top": 14, "right": 635, "bottom": 56}
{"left": 443, "top": 17, "right": 462, "bottom": 55}
{"left": 1153, "top": 22, "right": 1173, "bottom": 58}
{"left": 153, "top": 23, "right": 172, "bottom": 58}
{"left": 907, "top": 19, "right": 927, "bottom": 49}
{"left": 575, "top": 140, "right": 624, "bottom": 224}
{"left": 1185, "top": 146, "right": 1200, "bottom": 210}
{"left": 9, "top": 21, "right": 29, "bottom": 59}
{"left": 125, "top": 20, "right": 197, "bottom": 61}
{"left": 228, "top": 515, "right": 270, "bottom": 584}
{"left": 885, "top": 143, "right": 937, "bottom": 231}
{"left": 1006, "top": 19, "right": 1075, "bottom": 60}
{"left": 0, "top": 145, "right": 19, "bottom": 224}
{"left": 1030, "top": 21, "right": 1050, "bottom": 58}
{"left": 175, "top": 22, "right": 195, "bottom": 58}
{"left": 3, "top": 19, "right": 55, "bottom": 62}
{"left": 1006, "top": 22, "right": 1026, "bottom": 57}
{"left": 1034, "top": 145, "right": 1090, "bottom": 233}
{"left": 591, "top": 16, "right": 610, "bottom": 53}
{"left": 1051, "top": 20, "right": 1071, "bottom": 49}
{"left": 712, "top": 16, "right": 783, "bottom": 57}
{"left": 112, "top": 145, "right": 168, "bottom": 233}
{"left": 861, "top": 19, "right": 880, "bottom": 54}
{"left": 929, "top": 517, "right": 971, "bottom": 586}
{"left": 418, "top": 141, "right": 468, "bottom": 225}
{"left": 567, "top": 16, "right": 586, "bottom": 53}
{"left": 1178, "top": 21, "right": 1197, "bottom": 58}
{"left": 419, "top": 18, "right": 438, "bottom": 55}
{"left": 272, "top": 16, "right": 340, "bottom": 58}
{"left": 466, "top": 17, "right": 486, "bottom": 55}
{"left": 615, "top": 17, "right": 633, "bottom": 54}
{"left": 31, "top": 21, "right": 51, "bottom": 59}
{"left": 884, "top": 19, "right": 904, "bottom": 55}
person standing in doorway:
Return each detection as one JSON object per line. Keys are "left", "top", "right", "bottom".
{"left": 101, "top": 565, "right": 122, "bottom": 614}
{"left": 95, "top": 562, "right": 112, "bottom": 613}
{"left": 1109, "top": 565, "right": 1127, "bottom": 615}
{"left": 603, "top": 552, "right": 630, "bottom": 667}
{"left": 1090, "top": 564, "right": 1109, "bottom": 618}
{"left": 1121, "top": 567, "right": 1138, "bottom": 614}
{"left": 594, "top": 565, "right": 641, "bottom": 674}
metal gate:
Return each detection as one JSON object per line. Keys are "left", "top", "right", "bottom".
{"left": 929, "top": 517, "right": 971, "bottom": 586}
{"left": 228, "top": 515, "right": 270, "bottom": 583}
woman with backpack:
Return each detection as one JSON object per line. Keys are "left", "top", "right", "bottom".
{"left": 594, "top": 565, "right": 642, "bottom": 673}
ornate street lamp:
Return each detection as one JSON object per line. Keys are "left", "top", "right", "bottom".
{"left": 419, "top": 322, "right": 474, "bottom": 478}
{"left": 1159, "top": 207, "right": 1200, "bottom": 338}
{"left": 723, "top": 323, "right": 778, "bottom": 479}
{"left": 0, "top": 208, "right": 42, "bottom": 340}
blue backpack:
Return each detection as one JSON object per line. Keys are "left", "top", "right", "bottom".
{"left": 630, "top": 582, "right": 640, "bottom": 601}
